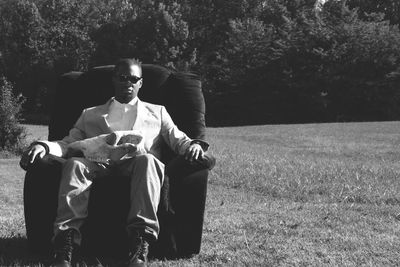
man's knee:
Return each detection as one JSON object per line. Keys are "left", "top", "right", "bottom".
{"left": 134, "top": 153, "right": 158, "bottom": 165}
{"left": 63, "top": 157, "right": 87, "bottom": 172}
{"left": 61, "top": 157, "right": 91, "bottom": 185}
{"left": 128, "top": 154, "right": 164, "bottom": 180}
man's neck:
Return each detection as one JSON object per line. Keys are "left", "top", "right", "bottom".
{"left": 114, "top": 97, "right": 138, "bottom": 105}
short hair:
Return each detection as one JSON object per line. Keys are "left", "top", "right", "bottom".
{"left": 113, "top": 58, "right": 142, "bottom": 76}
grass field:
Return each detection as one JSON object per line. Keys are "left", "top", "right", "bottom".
{"left": 1, "top": 122, "right": 400, "bottom": 266}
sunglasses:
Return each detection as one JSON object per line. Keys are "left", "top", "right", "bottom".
{"left": 118, "top": 75, "right": 142, "bottom": 84}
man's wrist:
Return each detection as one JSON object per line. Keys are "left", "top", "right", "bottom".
{"left": 190, "top": 139, "right": 209, "bottom": 151}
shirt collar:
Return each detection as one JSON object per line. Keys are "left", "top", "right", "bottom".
{"left": 112, "top": 97, "right": 138, "bottom": 107}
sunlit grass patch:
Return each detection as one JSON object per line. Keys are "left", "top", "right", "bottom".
{"left": 1, "top": 122, "right": 400, "bottom": 266}
{"left": 208, "top": 122, "right": 400, "bottom": 205}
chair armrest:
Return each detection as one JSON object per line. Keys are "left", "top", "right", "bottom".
{"left": 24, "top": 154, "right": 65, "bottom": 173}
{"left": 166, "top": 153, "right": 216, "bottom": 179}
{"left": 160, "top": 153, "right": 215, "bottom": 215}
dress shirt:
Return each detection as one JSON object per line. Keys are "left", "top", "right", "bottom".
{"left": 107, "top": 97, "right": 138, "bottom": 131}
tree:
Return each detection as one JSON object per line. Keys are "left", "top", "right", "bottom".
{"left": 206, "top": 0, "right": 400, "bottom": 124}
{"left": 0, "top": 0, "right": 105, "bottom": 117}
{"left": 0, "top": 0, "right": 48, "bottom": 115}
{"left": 91, "top": 0, "right": 194, "bottom": 70}
{"left": 0, "top": 0, "right": 45, "bottom": 81}
{"left": 347, "top": 0, "right": 400, "bottom": 25}
{"left": 0, "top": 77, "right": 26, "bottom": 152}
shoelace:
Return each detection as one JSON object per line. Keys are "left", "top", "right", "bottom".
{"left": 140, "top": 241, "right": 149, "bottom": 261}
{"left": 129, "top": 237, "right": 149, "bottom": 262}
{"left": 55, "top": 230, "right": 74, "bottom": 261}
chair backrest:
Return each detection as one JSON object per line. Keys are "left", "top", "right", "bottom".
{"left": 48, "top": 64, "right": 206, "bottom": 143}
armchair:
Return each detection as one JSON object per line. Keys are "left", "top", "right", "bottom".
{"left": 23, "top": 64, "right": 215, "bottom": 260}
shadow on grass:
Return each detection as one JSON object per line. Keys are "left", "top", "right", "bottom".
{"left": 0, "top": 237, "right": 47, "bottom": 266}
{"left": 0, "top": 237, "right": 136, "bottom": 266}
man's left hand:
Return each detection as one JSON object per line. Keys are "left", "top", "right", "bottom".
{"left": 184, "top": 144, "right": 204, "bottom": 162}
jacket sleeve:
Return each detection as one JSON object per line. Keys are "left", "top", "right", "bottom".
{"left": 160, "top": 106, "right": 194, "bottom": 155}
{"left": 35, "top": 110, "right": 87, "bottom": 157}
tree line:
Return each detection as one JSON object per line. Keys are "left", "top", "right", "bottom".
{"left": 1, "top": 0, "right": 400, "bottom": 126}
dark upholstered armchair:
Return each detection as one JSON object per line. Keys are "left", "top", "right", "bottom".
{"left": 23, "top": 64, "right": 215, "bottom": 260}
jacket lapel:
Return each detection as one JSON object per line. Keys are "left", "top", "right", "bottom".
{"left": 101, "top": 99, "right": 114, "bottom": 134}
{"left": 101, "top": 98, "right": 151, "bottom": 133}
{"left": 132, "top": 99, "right": 147, "bottom": 131}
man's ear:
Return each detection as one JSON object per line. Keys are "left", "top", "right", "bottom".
{"left": 138, "top": 79, "right": 143, "bottom": 89}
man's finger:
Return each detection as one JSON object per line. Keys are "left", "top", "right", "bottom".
{"left": 198, "top": 149, "right": 204, "bottom": 159}
{"left": 28, "top": 151, "right": 35, "bottom": 163}
{"left": 191, "top": 149, "right": 199, "bottom": 161}
{"left": 29, "top": 150, "right": 38, "bottom": 163}
{"left": 193, "top": 149, "right": 200, "bottom": 160}
{"left": 188, "top": 147, "right": 194, "bottom": 156}
{"left": 38, "top": 150, "right": 46, "bottom": 158}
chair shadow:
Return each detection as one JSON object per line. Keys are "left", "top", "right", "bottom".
{"left": 0, "top": 237, "right": 47, "bottom": 266}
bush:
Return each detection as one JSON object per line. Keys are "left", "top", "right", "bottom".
{"left": 0, "top": 77, "right": 26, "bottom": 153}
{"left": 205, "top": 0, "right": 400, "bottom": 124}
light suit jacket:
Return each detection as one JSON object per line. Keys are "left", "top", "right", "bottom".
{"left": 39, "top": 98, "right": 200, "bottom": 160}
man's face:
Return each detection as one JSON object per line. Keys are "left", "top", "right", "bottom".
{"left": 112, "top": 64, "right": 142, "bottom": 103}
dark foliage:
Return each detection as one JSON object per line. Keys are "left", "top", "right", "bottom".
{"left": 0, "top": 77, "right": 26, "bottom": 152}
{"left": 0, "top": 0, "right": 399, "bottom": 125}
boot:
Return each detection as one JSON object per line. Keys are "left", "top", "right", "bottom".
{"left": 127, "top": 231, "right": 149, "bottom": 267}
{"left": 52, "top": 229, "right": 76, "bottom": 267}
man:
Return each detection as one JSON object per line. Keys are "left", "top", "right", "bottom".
{"left": 20, "top": 58, "right": 208, "bottom": 267}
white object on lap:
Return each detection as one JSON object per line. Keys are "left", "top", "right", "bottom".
{"left": 68, "top": 130, "right": 144, "bottom": 163}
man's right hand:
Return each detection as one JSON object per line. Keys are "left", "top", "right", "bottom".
{"left": 20, "top": 144, "right": 47, "bottom": 171}
{"left": 109, "top": 143, "right": 138, "bottom": 163}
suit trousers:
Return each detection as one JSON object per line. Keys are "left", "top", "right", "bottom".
{"left": 53, "top": 154, "right": 165, "bottom": 244}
